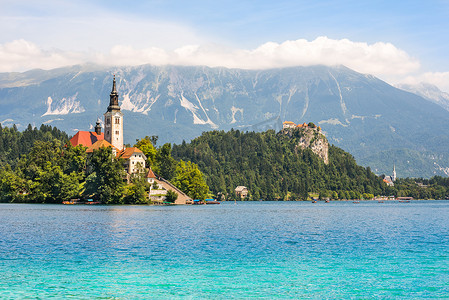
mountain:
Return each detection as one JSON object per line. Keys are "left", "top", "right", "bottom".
{"left": 396, "top": 82, "right": 449, "bottom": 112}
{"left": 1, "top": 63, "right": 449, "bottom": 178}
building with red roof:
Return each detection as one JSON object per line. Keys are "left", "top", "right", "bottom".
{"left": 70, "top": 119, "right": 104, "bottom": 147}
{"left": 117, "top": 147, "right": 147, "bottom": 174}
{"left": 70, "top": 131, "right": 104, "bottom": 147}
{"left": 68, "top": 76, "right": 190, "bottom": 204}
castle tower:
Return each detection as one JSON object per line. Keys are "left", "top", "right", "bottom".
{"left": 392, "top": 164, "right": 397, "bottom": 182}
{"left": 104, "top": 75, "right": 124, "bottom": 150}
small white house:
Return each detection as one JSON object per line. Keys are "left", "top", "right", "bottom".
{"left": 119, "top": 147, "right": 147, "bottom": 174}
{"left": 235, "top": 186, "right": 249, "bottom": 198}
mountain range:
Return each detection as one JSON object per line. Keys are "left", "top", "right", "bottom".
{"left": 1, "top": 63, "right": 449, "bottom": 178}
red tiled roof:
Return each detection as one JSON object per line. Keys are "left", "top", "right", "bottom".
{"left": 146, "top": 168, "right": 156, "bottom": 178}
{"left": 86, "top": 139, "right": 118, "bottom": 153}
{"left": 70, "top": 131, "right": 104, "bottom": 147}
{"left": 119, "top": 147, "right": 144, "bottom": 159}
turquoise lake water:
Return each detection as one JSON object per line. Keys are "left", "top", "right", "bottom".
{"left": 1, "top": 201, "right": 448, "bottom": 299}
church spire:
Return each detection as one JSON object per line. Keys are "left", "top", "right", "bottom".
{"left": 104, "top": 75, "right": 124, "bottom": 150}
{"left": 107, "top": 75, "right": 120, "bottom": 112}
{"left": 112, "top": 75, "right": 117, "bottom": 94}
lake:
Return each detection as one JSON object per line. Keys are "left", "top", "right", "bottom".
{"left": 1, "top": 201, "right": 448, "bottom": 298}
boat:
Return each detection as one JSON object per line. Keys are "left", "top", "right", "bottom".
{"left": 84, "top": 199, "right": 101, "bottom": 205}
{"left": 205, "top": 198, "right": 220, "bottom": 205}
{"left": 399, "top": 200, "right": 410, "bottom": 203}
{"left": 312, "top": 200, "right": 317, "bottom": 203}
{"left": 353, "top": 201, "right": 360, "bottom": 204}
{"left": 62, "top": 198, "right": 83, "bottom": 205}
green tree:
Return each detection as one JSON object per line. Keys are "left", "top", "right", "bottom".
{"left": 134, "top": 136, "right": 157, "bottom": 167}
{"left": 0, "top": 164, "right": 28, "bottom": 202}
{"left": 172, "top": 160, "right": 209, "bottom": 200}
{"left": 331, "top": 191, "right": 338, "bottom": 200}
{"left": 30, "top": 162, "right": 82, "bottom": 203}
{"left": 85, "top": 147, "right": 125, "bottom": 204}
{"left": 155, "top": 143, "right": 177, "bottom": 180}
{"left": 165, "top": 190, "right": 178, "bottom": 203}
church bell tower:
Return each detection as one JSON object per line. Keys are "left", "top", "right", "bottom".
{"left": 104, "top": 75, "right": 124, "bottom": 150}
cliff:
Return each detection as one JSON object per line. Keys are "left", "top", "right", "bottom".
{"left": 283, "top": 127, "right": 329, "bottom": 164}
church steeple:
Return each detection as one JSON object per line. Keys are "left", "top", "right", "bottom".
{"left": 107, "top": 75, "right": 120, "bottom": 112}
{"left": 392, "top": 164, "right": 397, "bottom": 182}
{"left": 104, "top": 75, "right": 124, "bottom": 150}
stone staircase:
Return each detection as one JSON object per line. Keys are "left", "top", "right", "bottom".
{"left": 155, "top": 178, "right": 192, "bottom": 205}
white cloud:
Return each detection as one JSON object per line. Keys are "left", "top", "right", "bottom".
{"left": 400, "top": 72, "right": 449, "bottom": 93}
{"left": 3, "top": 36, "right": 449, "bottom": 92}
{"left": 0, "top": 39, "right": 84, "bottom": 72}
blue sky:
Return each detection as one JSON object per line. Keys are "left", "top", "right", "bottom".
{"left": 1, "top": 0, "right": 449, "bottom": 91}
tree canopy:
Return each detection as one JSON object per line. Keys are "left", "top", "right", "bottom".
{"left": 172, "top": 129, "right": 386, "bottom": 200}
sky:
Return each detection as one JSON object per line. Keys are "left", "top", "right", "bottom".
{"left": 1, "top": 0, "right": 449, "bottom": 91}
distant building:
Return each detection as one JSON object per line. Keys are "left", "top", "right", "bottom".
{"left": 383, "top": 177, "right": 394, "bottom": 186}
{"left": 384, "top": 165, "right": 396, "bottom": 186}
{"left": 283, "top": 121, "right": 313, "bottom": 130}
{"left": 235, "top": 186, "right": 248, "bottom": 199}
{"left": 283, "top": 121, "right": 296, "bottom": 129}
{"left": 383, "top": 165, "right": 397, "bottom": 187}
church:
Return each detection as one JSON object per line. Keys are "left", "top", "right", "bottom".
{"left": 69, "top": 76, "right": 191, "bottom": 204}
{"left": 70, "top": 75, "right": 147, "bottom": 177}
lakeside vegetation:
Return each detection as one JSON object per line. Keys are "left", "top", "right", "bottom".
{"left": 0, "top": 124, "right": 448, "bottom": 203}
{"left": 172, "top": 129, "right": 449, "bottom": 201}
{"left": 0, "top": 125, "right": 209, "bottom": 204}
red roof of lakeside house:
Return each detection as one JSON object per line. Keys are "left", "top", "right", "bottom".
{"left": 70, "top": 131, "right": 104, "bottom": 147}
{"left": 118, "top": 147, "right": 144, "bottom": 159}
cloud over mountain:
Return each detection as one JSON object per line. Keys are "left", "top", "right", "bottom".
{"left": 1, "top": 37, "right": 422, "bottom": 86}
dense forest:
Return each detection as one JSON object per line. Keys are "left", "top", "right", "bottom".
{"left": 1, "top": 124, "right": 448, "bottom": 203}
{"left": 172, "top": 129, "right": 449, "bottom": 200}
{"left": 0, "top": 125, "right": 209, "bottom": 203}
{"left": 0, "top": 124, "right": 69, "bottom": 168}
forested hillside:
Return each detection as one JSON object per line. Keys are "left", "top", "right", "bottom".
{"left": 0, "top": 124, "right": 69, "bottom": 168}
{"left": 172, "top": 129, "right": 387, "bottom": 200}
